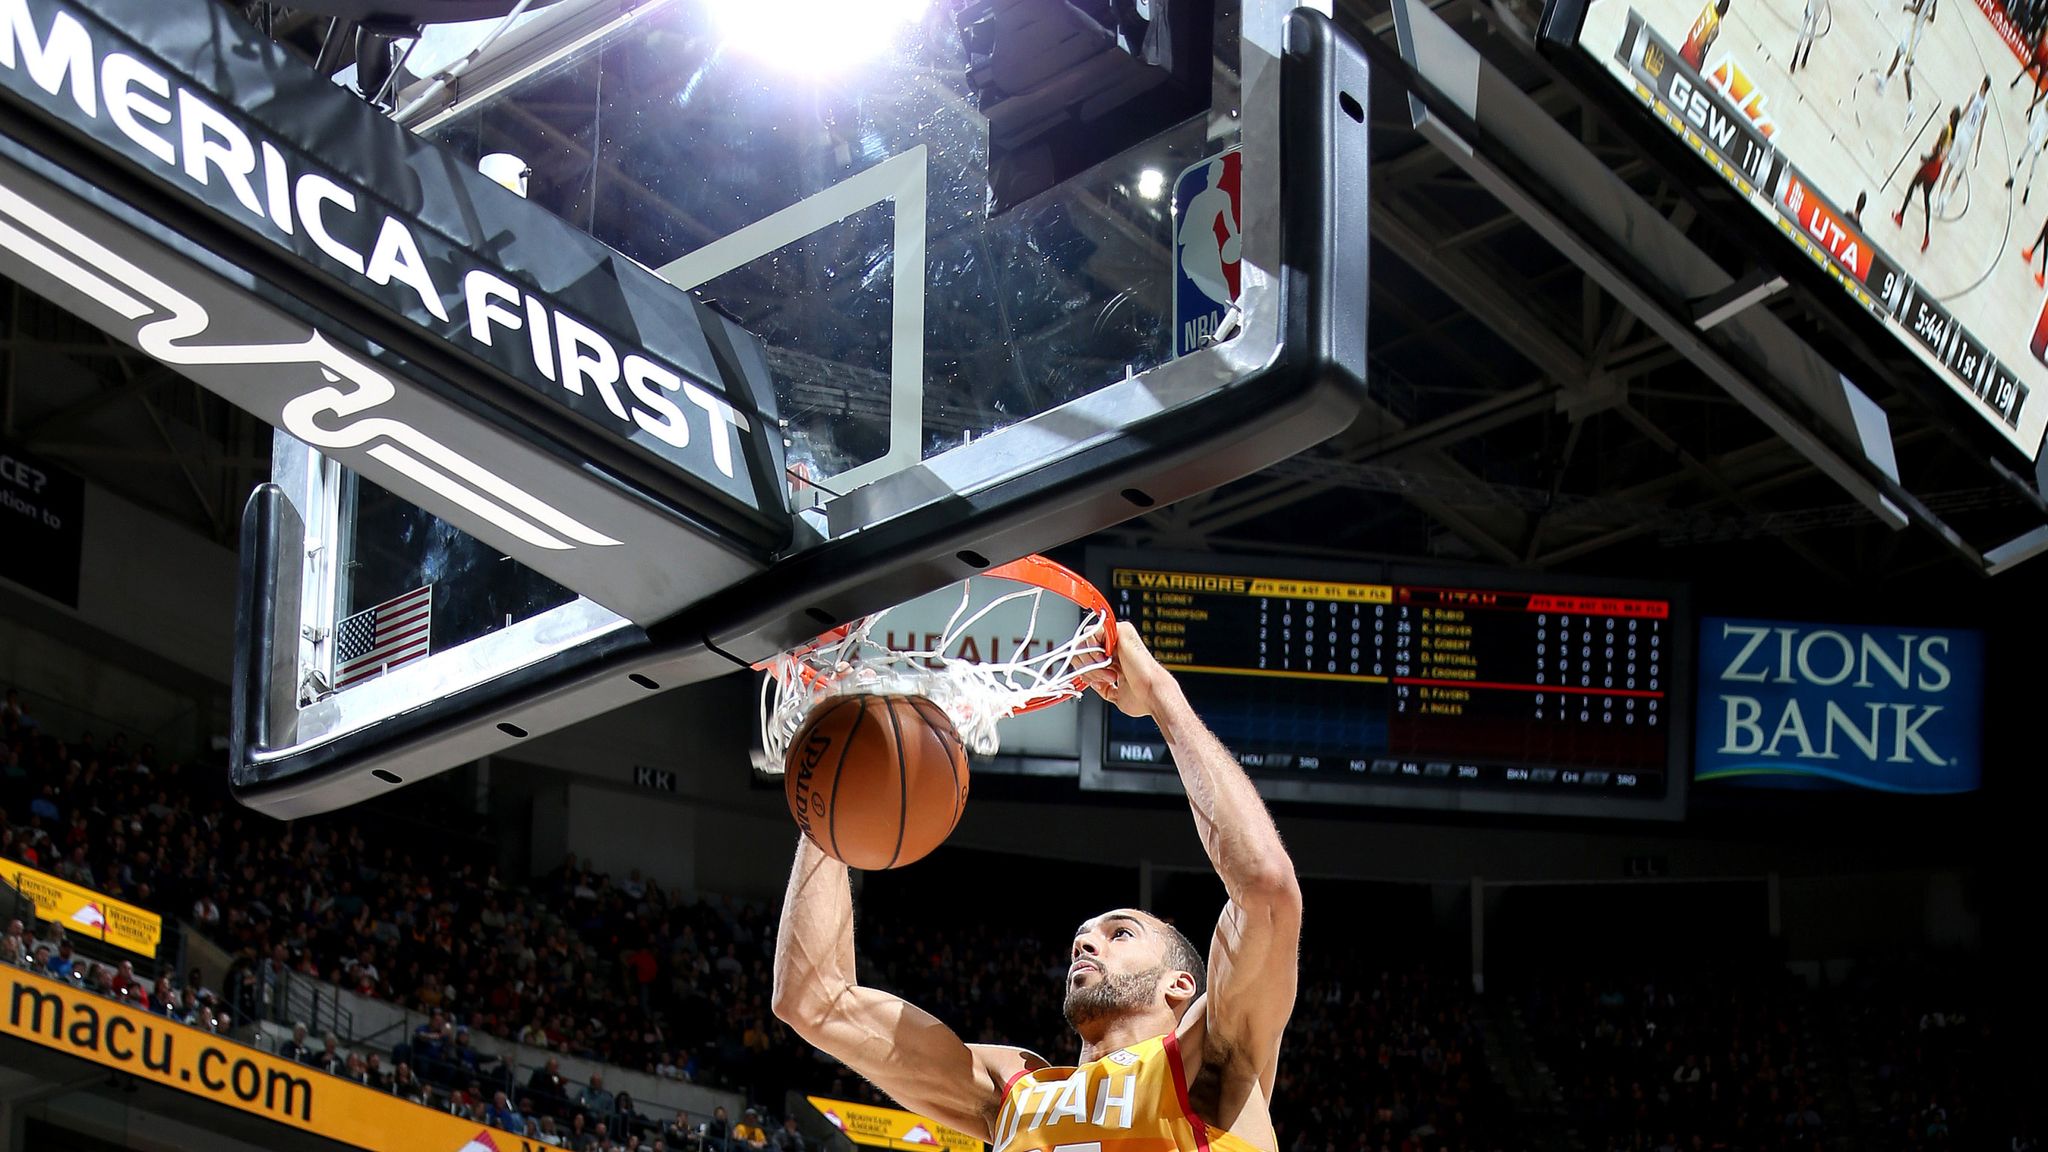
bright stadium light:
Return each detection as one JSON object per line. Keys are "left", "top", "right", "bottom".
{"left": 1137, "top": 168, "right": 1166, "bottom": 199}
{"left": 707, "top": 0, "right": 929, "bottom": 76}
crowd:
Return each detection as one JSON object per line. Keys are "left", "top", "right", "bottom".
{"left": 2, "top": 682, "right": 1509, "bottom": 1152}
{"left": 1513, "top": 960, "right": 2040, "bottom": 1152}
{"left": 1830, "top": 957, "right": 2006, "bottom": 1151}
{"left": 0, "top": 686, "right": 800, "bottom": 1102}
{"left": 1519, "top": 968, "right": 1826, "bottom": 1152}
{"left": 2000, "top": 0, "right": 2047, "bottom": 44}
{"left": 3, "top": 683, "right": 2027, "bottom": 1152}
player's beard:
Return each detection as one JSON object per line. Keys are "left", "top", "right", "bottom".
{"left": 1064, "top": 965, "right": 1164, "bottom": 1030}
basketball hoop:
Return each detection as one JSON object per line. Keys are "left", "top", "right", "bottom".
{"left": 754, "top": 555, "right": 1114, "bottom": 772}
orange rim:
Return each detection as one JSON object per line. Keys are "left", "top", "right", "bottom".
{"left": 752, "top": 554, "right": 1115, "bottom": 714}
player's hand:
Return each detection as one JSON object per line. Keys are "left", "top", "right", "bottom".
{"left": 1079, "top": 620, "right": 1179, "bottom": 719}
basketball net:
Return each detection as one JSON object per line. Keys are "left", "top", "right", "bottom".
{"left": 755, "top": 556, "right": 1114, "bottom": 772}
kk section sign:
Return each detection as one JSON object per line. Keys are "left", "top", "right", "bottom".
{"left": 1694, "top": 617, "right": 1983, "bottom": 792}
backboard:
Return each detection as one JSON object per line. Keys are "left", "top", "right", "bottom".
{"left": 0, "top": 0, "right": 1367, "bottom": 816}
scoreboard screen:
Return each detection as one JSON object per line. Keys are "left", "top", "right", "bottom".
{"left": 1081, "top": 550, "right": 1691, "bottom": 819}
{"left": 1542, "top": 0, "right": 2045, "bottom": 461}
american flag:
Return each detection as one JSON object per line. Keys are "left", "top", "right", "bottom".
{"left": 334, "top": 584, "right": 433, "bottom": 690}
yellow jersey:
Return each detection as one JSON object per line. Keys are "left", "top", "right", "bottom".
{"left": 992, "top": 1034, "right": 1265, "bottom": 1152}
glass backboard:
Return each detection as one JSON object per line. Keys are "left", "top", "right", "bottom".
{"left": 417, "top": 0, "right": 1262, "bottom": 506}
{"left": 0, "top": 0, "right": 1364, "bottom": 815}
{"left": 230, "top": 0, "right": 1368, "bottom": 815}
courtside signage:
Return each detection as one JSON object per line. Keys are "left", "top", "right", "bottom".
{"left": 808, "top": 1096, "right": 979, "bottom": 1152}
{"left": 6, "top": 864, "right": 160, "bottom": 957}
{"left": 0, "top": 969, "right": 541, "bottom": 1152}
{"left": 1694, "top": 616, "right": 1982, "bottom": 792}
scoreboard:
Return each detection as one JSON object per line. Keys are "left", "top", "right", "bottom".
{"left": 1081, "top": 551, "right": 1690, "bottom": 819}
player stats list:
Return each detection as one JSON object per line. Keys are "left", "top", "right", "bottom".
{"left": 1105, "top": 567, "right": 1674, "bottom": 793}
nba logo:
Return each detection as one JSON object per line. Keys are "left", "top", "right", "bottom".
{"left": 1172, "top": 149, "right": 1243, "bottom": 358}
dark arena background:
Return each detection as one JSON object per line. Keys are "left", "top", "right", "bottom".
{"left": 4, "top": 0, "right": 2048, "bottom": 1151}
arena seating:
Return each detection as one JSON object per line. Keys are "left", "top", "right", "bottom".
{"left": 2, "top": 686, "right": 2026, "bottom": 1152}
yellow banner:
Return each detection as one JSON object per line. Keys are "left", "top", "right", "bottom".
{"left": 0, "top": 968, "right": 542, "bottom": 1152}
{"left": 7, "top": 863, "right": 161, "bottom": 958}
{"left": 808, "top": 1097, "right": 980, "bottom": 1152}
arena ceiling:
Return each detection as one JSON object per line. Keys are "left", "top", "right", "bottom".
{"left": 0, "top": 0, "right": 2037, "bottom": 597}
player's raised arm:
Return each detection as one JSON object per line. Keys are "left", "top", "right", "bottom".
{"left": 1086, "top": 622, "right": 1302, "bottom": 1093}
{"left": 771, "top": 836, "right": 1023, "bottom": 1141}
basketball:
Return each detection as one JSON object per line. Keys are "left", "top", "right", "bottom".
{"left": 783, "top": 694, "right": 970, "bottom": 870}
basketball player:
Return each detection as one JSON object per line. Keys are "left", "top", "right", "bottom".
{"left": 1877, "top": 0, "right": 1938, "bottom": 126}
{"left": 1937, "top": 77, "right": 1991, "bottom": 212}
{"left": 1792, "top": 0, "right": 1828, "bottom": 72}
{"left": 1681, "top": 0, "right": 1730, "bottom": 70}
{"left": 2013, "top": 28, "right": 2048, "bottom": 116}
{"left": 1893, "top": 107, "right": 1959, "bottom": 251}
{"left": 2024, "top": 215, "right": 2048, "bottom": 285}
{"left": 773, "top": 622, "right": 1301, "bottom": 1152}
{"left": 2011, "top": 96, "right": 2048, "bottom": 203}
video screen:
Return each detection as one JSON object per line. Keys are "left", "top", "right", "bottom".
{"left": 1081, "top": 550, "right": 1693, "bottom": 820}
{"left": 1568, "top": 0, "right": 2047, "bottom": 460}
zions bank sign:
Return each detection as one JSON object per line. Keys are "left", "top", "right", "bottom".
{"left": 1694, "top": 617, "right": 1982, "bottom": 792}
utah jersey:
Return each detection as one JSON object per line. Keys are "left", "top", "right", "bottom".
{"left": 992, "top": 1034, "right": 1264, "bottom": 1152}
{"left": 1679, "top": 2, "right": 1720, "bottom": 68}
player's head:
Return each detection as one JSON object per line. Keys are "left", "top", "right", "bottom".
{"left": 1982, "top": 76, "right": 1993, "bottom": 94}
{"left": 1950, "top": 107, "right": 1962, "bottom": 127}
{"left": 1064, "top": 909, "right": 1206, "bottom": 1032}
{"left": 1715, "top": 0, "right": 1730, "bottom": 16}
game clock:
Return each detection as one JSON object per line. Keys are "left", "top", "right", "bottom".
{"left": 1079, "top": 550, "right": 1692, "bottom": 821}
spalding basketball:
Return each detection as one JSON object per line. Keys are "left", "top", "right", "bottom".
{"left": 784, "top": 694, "right": 970, "bottom": 869}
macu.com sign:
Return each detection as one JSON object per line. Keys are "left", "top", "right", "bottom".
{"left": 1, "top": 969, "right": 535, "bottom": 1152}
{"left": 1695, "top": 617, "right": 1982, "bottom": 792}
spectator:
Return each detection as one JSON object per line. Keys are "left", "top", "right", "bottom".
{"left": 280, "top": 1022, "right": 311, "bottom": 1063}
{"left": 733, "top": 1109, "right": 768, "bottom": 1152}
{"left": 616, "top": 1092, "right": 650, "bottom": 1135}
{"left": 45, "top": 940, "right": 74, "bottom": 979}
{"left": 393, "top": 1061, "right": 426, "bottom": 1104}
{"left": 536, "top": 1116, "right": 565, "bottom": 1147}
{"left": 528, "top": 1055, "right": 569, "bottom": 1116}
{"left": 446, "top": 1080, "right": 482, "bottom": 1121}
{"left": 771, "top": 1118, "right": 806, "bottom": 1152}
{"left": 488, "top": 1090, "right": 525, "bottom": 1133}
{"left": 1, "top": 918, "right": 25, "bottom": 966}
{"left": 703, "top": 1105, "right": 731, "bottom": 1152}
{"left": 580, "top": 1072, "right": 616, "bottom": 1122}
